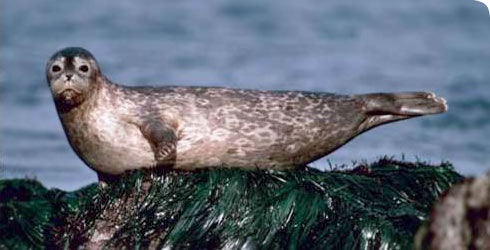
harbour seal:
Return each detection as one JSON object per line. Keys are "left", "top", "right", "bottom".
{"left": 46, "top": 47, "right": 447, "bottom": 182}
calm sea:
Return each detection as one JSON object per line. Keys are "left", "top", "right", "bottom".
{"left": 1, "top": 0, "right": 490, "bottom": 190}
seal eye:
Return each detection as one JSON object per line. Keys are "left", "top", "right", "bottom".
{"left": 79, "top": 65, "right": 89, "bottom": 72}
{"left": 52, "top": 65, "right": 61, "bottom": 73}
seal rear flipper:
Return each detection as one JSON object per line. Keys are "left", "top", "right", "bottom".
{"left": 357, "top": 92, "right": 447, "bottom": 116}
{"left": 354, "top": 92, "right": 447, "bottom": 130}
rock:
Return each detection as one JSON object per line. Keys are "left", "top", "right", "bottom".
{"left": 419, "top": 172, "right": 490, "bottom": 250}
{"left": 0, "top": 159, "right": 464, "bottom": 249}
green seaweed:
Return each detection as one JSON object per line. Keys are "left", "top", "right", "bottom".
{"left": 0, "top": 158, "right": 464, "bottom": 249}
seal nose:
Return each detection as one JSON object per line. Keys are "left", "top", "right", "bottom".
{"left": 65, "top": 74, "right": 73, "bottom": 81}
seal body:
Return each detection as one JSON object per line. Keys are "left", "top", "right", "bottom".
{"left": 46, "top": 47, "right": 447, "bottom": 177}
{"left": 63, "top": 85, "right": 366, "bottom": 173}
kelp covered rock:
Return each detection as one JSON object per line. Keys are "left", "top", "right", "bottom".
{"left": 0, "top": 159, "right": 463, "bottom": 249}
{"left": 0, "top": 178, "right": 97, "bottom": 249}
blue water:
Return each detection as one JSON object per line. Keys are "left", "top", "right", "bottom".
{"left": 1, "top": 0, "right": 490, "bottom": 190}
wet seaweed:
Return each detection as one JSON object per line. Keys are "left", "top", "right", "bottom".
{"left": 0, "top": 158, "right": 463, "bottom": 249}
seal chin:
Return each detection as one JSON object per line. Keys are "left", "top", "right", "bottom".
{"left": 55, "top": 88, "right": 85, "bottom": 112}
{"left": 59, "top": 89, "right": 81, "bottom": 102}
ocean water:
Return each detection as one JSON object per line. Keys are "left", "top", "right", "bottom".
{"left": 1, "top": 0, "right": 489, "bottom": 190}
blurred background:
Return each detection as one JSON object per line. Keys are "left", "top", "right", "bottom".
{"left": 1, "top": 0, "right": 489, "bottom": 190}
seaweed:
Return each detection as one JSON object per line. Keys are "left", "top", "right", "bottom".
{"left": 0, "top": 158, "right": 464, "bottom": 249}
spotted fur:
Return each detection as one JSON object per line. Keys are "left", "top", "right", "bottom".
{"left": 46, "top": 47, "right": 447, "bottom": 176}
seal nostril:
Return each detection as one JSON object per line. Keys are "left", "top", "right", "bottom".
{"left": 66, "top": 74, "right": 73, "bottom": 80}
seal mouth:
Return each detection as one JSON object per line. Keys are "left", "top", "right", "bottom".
{"left": 58, "top": 88, "right": 82, "bottom": 102}
{"left": 57, "top": 87, "right": 82, "bottom": 95}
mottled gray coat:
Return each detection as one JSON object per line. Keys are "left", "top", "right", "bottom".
{"left": 46, "top": 47, "right": 447, "bottom": 178}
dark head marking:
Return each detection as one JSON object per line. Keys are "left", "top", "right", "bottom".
{"left": 50, "top": 47, "right": 95, "bottom": 61}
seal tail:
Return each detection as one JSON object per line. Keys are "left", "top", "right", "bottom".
{"left": 355, "top": 92, "right": 447, "bottom": 128}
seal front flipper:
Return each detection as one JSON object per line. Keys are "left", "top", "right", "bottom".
{"left": 140, "top": 120, "right": 177, "bottom": 168}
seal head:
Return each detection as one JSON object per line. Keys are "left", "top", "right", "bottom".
{"left": 46, "top": 47, "right": 101, "bottom": 113}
